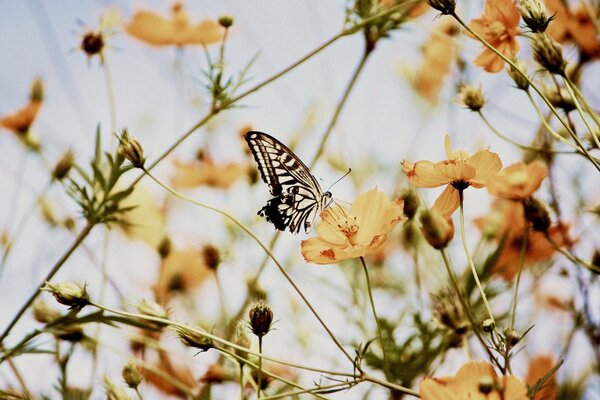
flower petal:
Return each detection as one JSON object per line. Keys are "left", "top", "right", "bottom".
{"left": 468, "top": 149, "right": 502, "bottom": 187}
{"left": 432, "top": 185, "right": 460, "bottom": 218}
{"left": 405, "top": 161, "right": 455, "bottom": 187}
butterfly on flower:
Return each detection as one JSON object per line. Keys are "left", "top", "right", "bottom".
{"left": 245, "top": 131, "right": 332, "bottom": 234}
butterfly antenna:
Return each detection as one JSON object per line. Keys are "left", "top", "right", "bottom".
{"left": 326, "top": 168, "right": 352, "bottom": 192}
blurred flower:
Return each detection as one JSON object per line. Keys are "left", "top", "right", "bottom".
{"left": 526, "top": 355, "right": 558, "bottom": 400}
{"left": 475, "top": 199, "right": 571, "bottom": 279}
{"left": 171, "top": 156, "right": 247, "bottom": 189}
{"left": 534, "top": 275, "right": 573, "bottom": 311}
{"left": 125, "top": 2, "right": 222, "bottom": 47}
{"left": 402, "top": 135, "right": 502, "bottom": 217}
{"left": 457, "top": 84, "right": 485, "bottom": 111}
{"left": 301, "top": 188, "right": 405, "bottom": 264}
{"left": 531, "top": 33, "right": 566, "bottom": 74}
{"left": 201, "top": 363, "right": 226, "bottom": 384}
{"left": 467, "top": 0, "right": 520, "bottom": 72}
{"left": 32, "top": 299, "right": 61, "bottom": 324}
{"left": 142, "top": 353, "right": 195, "bottom": 397}
{"left": 420, "top": 361, "right": 528, "bottom": 399}
{"left": 487, "top": 161, "right": 547, "bottom": 200}
{"left": 0, "top": 77, "right": 43, "bottom": 136}
{"left": 120, "top": 185, "right": 166, "bottom": 248}
{"left": 155, "top": 248, "right": 211, "bottom": 303}
{"left": 408, "top": 19, "right": 459, "bottom": 102}
{"left": 545, "top": 0, "right": 600, "bottom": 58}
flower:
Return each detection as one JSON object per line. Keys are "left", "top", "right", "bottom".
{"left": 487, "top": 161, "right": 547, "bottom": 199}
{"left": 467, "top": 0, "right": 521, "bottom": 72}
{"left": 409, "top": 19, "right": 459, "bottom": 102}
{"left": 402, "top": 135, "right": 502, "bottom": 218}
{"left": 420, "top": 361, "right": 528, "bottom": 399}
{"left": 155, "top": 248, "right": 212, "bottom": 303}
{"left": 171, "top": 156, "right": 247, "bottom": 189}
{"left": 0, "top": 78, "right": 43, "bottom": 135}
{"left": 301, "top": 188, "right": 405, "bottom": 265}
{"left": 125, "top": 2, "right": 222, "bottom": 47}
{"left": 526, "top": 355, "right": 558, "bottom": 400}
{"left": 475, "top": 199, "right": 571, "bottom": 279}
{"left": 545, "top": 0, "right": 600, "bottom": 58}
{"left": 120, "top": 185, "right": 166, "bottom": 248}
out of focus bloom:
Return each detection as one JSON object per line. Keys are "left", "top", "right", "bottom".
{"left": 120, "top": 185, "right": 166, "bottom": 248}
{"left": 467, "top": 0, "right": 520, "bottom": 72}
{"left": 0, "top": 78, "right": 43, "bottom": 136}
{"left": 155, "top": 248, "right": 211, "bottom": 304}
{"left": 545, "top": 0, "right": 600, "bottom": 58}
{"left": 402, "top": 135, "right": 502, "bottom": 218}
{"left": 526, "top": 355, "right": 559, "bottom": 399}
{"left": 487, "top": 161, "right": 547, "bottom": 199}
{"left": 457, "top": 84, "right": 485, "bottom": 111}
{"left": 420, "top": 361, "right": 528, "bottom": 399}
{"left": 531, "top": 33, "right": 566, "bottom": 74}
{"left": 409, "top": 19, "right": 459, "bottom": 102}
{"left": 301, "top": 188, "right": 405, "bottom": 264}
{"left": 125, "top": 2, "right": 222, "bottom": 47}
{"left": 476, "top": 199, "right": 571, "bottom": 279}
{"left": 171, "top": 157, "right": 247, "bottom": 189}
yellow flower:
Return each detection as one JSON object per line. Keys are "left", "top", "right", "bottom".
{"left": 402, "top": 135, "right": 502, "bottom": 218}
{"left": 420, "top": 361, "right": 528, "bottom": 399}
{"left": 119, "top": 185, "right": 166, "bottom": 248}
{"left": 301, "top": 188, "right": 405, "bottom": 265}
{"left": 171, "top": 156, "right": 247, "bottom": 189}
{"left": 467, "top": 0, "right": 521, "bottom": 72}
{"left": 125, "top": 2, "right": 222, "bottom": 47}
{"left": 487, "top": 161, "right": 547, "bottom": 200}
{"left": 0, "top": 78, "right": 44, "bottom": 135}
{"left": 155, "top": 248, "right": 211, "bottom": 304}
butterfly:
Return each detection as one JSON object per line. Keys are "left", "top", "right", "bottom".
{"left": 245, "top": 131, "right": 332, "bottom": 234}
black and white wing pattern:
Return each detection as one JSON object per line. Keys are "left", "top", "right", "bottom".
{"left": 245, "top": 131, "right": 331, "bottom": 234}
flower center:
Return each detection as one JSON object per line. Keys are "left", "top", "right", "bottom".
{"left": 485, "top": 21, "right": 508, "bottom": 39}
{"left": 338, "top": 217, "right": 359, "bottom": 244}
{"left": 450, "top": 149, "right": 470, "bottom": 162}
{"left": 506, "top": 170, "right": 528, "bottom": 188}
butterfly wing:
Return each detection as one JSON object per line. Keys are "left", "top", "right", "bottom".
{"left": 245, "top": 131, "right": 325, "bottom": 233}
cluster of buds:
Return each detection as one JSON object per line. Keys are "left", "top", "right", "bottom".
{"left": 43, "top": 281, "right": 89, "bottom": 309}
{"left": 419, "top": 209, "right": 455, "bottom": 249}
{"left": 248, "top": 300, "right": 273, "bottom": 338}
{"left": 118, "top": 129, "right": 145, "bottom": 169}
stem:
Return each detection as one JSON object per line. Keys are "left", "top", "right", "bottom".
{"left": 239, "top": 363, "right": 245, "bottom": 400}
{"left": 359, "top": 257, "right": 390, "bottom": 381}
{"left": 452, "top": 12, "right": 600, "bottom": 172}
{"left": 142, "top": 170, "right": 356, "bottom": 366}
{"left": 458, "top": 191, "right": 495, "bottom": 324}
{"left": 134, "top": 388, "right": 143, "bottom": 400}
{"left": 524, "top": 91, "right": 578, "bottom": 149}
{"left": 562, "top": 75, "right": 600, "bottom": 150}
{"left": 102, "top": 56, "right": 117, "bottom": 135}
{"left": 309, "top": 48, "right": 372, "bottom": 168}
{"left": 545, "top": 234, "right": 600, "bottom": 273}
{"left": 0, "top": 223, "right": 95, "bottom": 345}
{"left": 509, "top": 220, "right": 529, "bottom": 330}
{"left": 363, "top": 374, "right": 420, "bottom": 398}
{"left": 257, "top": 335, "right": 263, "bottom": 399}
{"left": 261, "top": 381, "right": 358, "bottom": 400}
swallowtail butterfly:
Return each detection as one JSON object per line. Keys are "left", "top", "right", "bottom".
{"left": 245, "top": 131, "right": 331, "bottom": 234}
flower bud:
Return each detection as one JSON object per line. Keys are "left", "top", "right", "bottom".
{"left": 482, "top": 318, "right": 495, "bottom": 333}
{"left": 523, "top": 197, "right": 550, "bottom": 232}
{"left": 55, "top": 324, "right": 85, "bottom": 342}
{"left": 201, "top": 364, "right": 225, "bottom": 383}
{"left": 426, "top": 0, "right": 456, "bottom": 15}
{"left": 401, "top": 190, "right": 420, "bottom": 220}
{"left": 544, "top": 87, "right": 575, "bottom": 112}
{"left": 504, "top": 328, "right": 521, "bottom": 346}
{"left": 531, "top": 33, "right": 566, "bottom": 75}
{"left": 431, "top": 290, "right": 468, "bottom": 335}
{"left": 118, "top": 129, "right": 145, "bottom": 169}
{"left": 202, "top": 244, "right": 220, "bottom": 270}
{"left": 30, "top": 77, "right": 44, "bottom": 102}
{"left": 248, "top": 300, "right": 273, "bottom": 338}
{"left": 507, "top": 59, "right": 529, "bottom": 91}
{"left": 43, "top": 282, "right": 89, "bottom": 308}
{"left": 478, "top": 376, "right": 494, "bottom": 394}
{"left": 32, "top": 299, "right": 61, "bottom": 324}
{"left": 81, "top": 31, "right": 105, "bottom": 58}
{"left": 457, "top": 84, "right": 485, "bottom": 111}
{"left": 104, "top": 376, "right": 131, "bottom": 400}
{"left": 172, "top": 326, "right": 213, "bottom": 352}
{"left": 52, "top": 150, "right": 74, "bottom": 180}
{"left": 419, "top": 209, "right": 455, "bottom": 249}
{"left": 157, "top": 236, "right": 172, "bottom": 258}
{"left": 122, "top": 361, "right": 143, "bottom": 389}
{"left": 134, "top": 298, "right": 168, "bottom": 320}
{"left": 218, "top": 16, "right": 234, "bottom": 28}
{"left": 518, "top": 0, "right": 551, "bottom": 32}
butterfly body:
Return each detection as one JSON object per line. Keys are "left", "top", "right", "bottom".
{"left": 245, "top": 131, "right": 331, "bottom": 234}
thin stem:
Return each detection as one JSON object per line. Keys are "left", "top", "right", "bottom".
{"left": 452, "top": 12, "right": 600, "bottom": 172}
{"left": 359, "top": 257, "right": 390, "bottom": 381}
{"left": 509, "top": 220, "right": 529, "bottom": 330}
{"left": 142, "top": 169, "right": 356, "bottom": 366}
{"left": 564, "top": 74, "right": 600, "bottom": 132}
{"left": 102, "top": 57, "right": 117, "bottom": 135}
{"left": 257, "top": 336, "right": 263, "bottom": 399}
{"left": 458, "top": 191, "right": 495, "bottom": 325}
{"left": 134, "top": 388, "right": 143, "bottom": 400}
{"left": 545, "top": 234, "right": 600, "bottom": 273}
{"left": 524, "top": 91, "right": 578, "bottom": 149}
{"left": 239, "top": 363, "right": 245, "bottom": 400}
{"left": 562, "top": 75, "right": 600, "bottom": 150}
{"left": 261, "top": 381, "right": 357, "bottom": 400}
{"left": 363, "top": 374, "right": 420, "bottom": 398}
{"left": 309, "top": 48, "right": 372, "bottom": 168}
{"left": 0, "top": 222, "right": 95, "bottom": 345}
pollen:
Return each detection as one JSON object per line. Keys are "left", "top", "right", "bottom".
{"left": 338, "top": 218, "right": 359, "bottom": 244}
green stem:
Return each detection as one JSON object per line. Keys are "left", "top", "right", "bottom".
{"left": 0, "top": 222, "right": 95, "bottom": 345}
{"left": 545, "top": 234, "right": 600, "bottom": 273}
{"left": 458, "top": 190, "right": 495, "bottom": 325}
{"left": 261, "top": 381, "right": 358, "bottom": 400}
{"left": 509, "top": 220, "right": 529, "bottom": 330}
{"left": 257, "top": 335, "right": 263, "bottom": 399}
{"left": 363, "top": 374, "right": 420, "bottom": 398}
{"left": 142, "top": 169, "right": 356, "bottom": 366}
{"left": 134, "top": 387, "right": 143, "bottom": 400}
{"left": 309, "top": 48, "right": 372, "bottom": 168}
{"left": 524, "top": 91, "right": 579, "bottom": 149}
{"left": 239, "top": 363, "right": 245, "bottom": 400}
{"left": 562, "top": 75, "right": 600, "bottom": 150}
{"left": 359, "top": 257, "right": 390, "bottom": 381}
{"left": 102, "top": 56, "right": 117, "bottom": 136}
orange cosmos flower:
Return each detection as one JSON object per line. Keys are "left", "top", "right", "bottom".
{"left": 155, "top": 248, "right": 212, "bottom": 304}
{"left": 467, "top": 0, "right": 521, "bottom": 72}
{"left": 420, "top": 361, "right": 528, "bottom": 400}
{"left": 487, "top": 160, "right": 547, "bottom": 200}
{"left": 402, "top": 135, "right": 502, "bottom": 218}
{"left": 301, "top": 188, "right": 405, "bottom": 265}
{"left": 120, "top": 185, "right": 166, "bottom": 248}
{"left": 125, "top": 2, "right": 222, "bottom": 47}
{"left": 171, "top": 156, "right": 247, "bottom": 189}
{"left": 526, "top": 355, "right": 559, "bottom": 400}
{"left": 545, "top": 0, "right": 600, "bottom": 58}
{"left": 0, "top": 78, "right": 43, "bottom": 135}
{"left": 475, "top": 199, "right": 571, "bottom": 279}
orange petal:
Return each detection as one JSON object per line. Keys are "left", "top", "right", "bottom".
{"left": 432, "top": 185, "right": 460, "bottom": 218}
{"left": 434, "top": 160, "right": 476, "bottom": 182}
{"left": 300, "top": 237, "right": 353, "bottom": 265}
{"left": 468, "top": 150, "right": 502, "bottom": 187}
{"left": 407, "top": 161, "right": 455, "bottom": 187}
